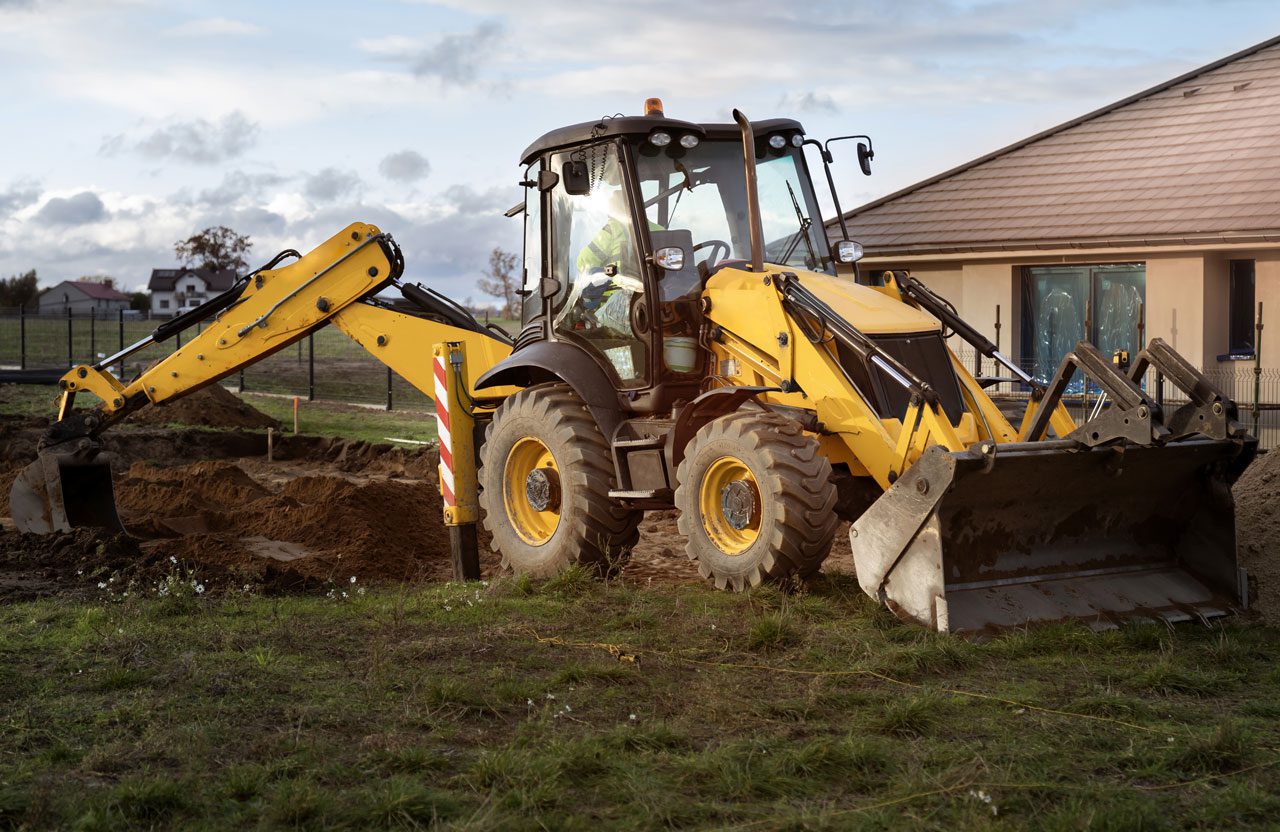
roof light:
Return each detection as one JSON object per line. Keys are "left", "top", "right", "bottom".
{"left": 678, "top": 134, "right": 700, "bottom": 149}
{"left": 790, "top": 134, "right": 804, "bottom": 148}
{"left": 768, "top": 134, "right": 787, "bottom": 150}
{"left": 645, "top": 97, "right": 664, "bottom": 117}
{"left": 649, "top": 131, "right": 672, "bottom": 147}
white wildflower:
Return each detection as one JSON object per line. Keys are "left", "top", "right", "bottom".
{"left": 169, "top": 556, "right": 177, "bottom": 564}
{"left": 97, "top": 582, "right": 107, "bottom": 589}
{"left": 350, "top": 576, "right": 357, "bottom": 584}
{"left": 526, "top": 698, "right": 534, "bottom": 707}
{"left": 629, "top": 714, "right": 637, "bottom": 721}
{"left": 545, "top": 693, "right": 556, "bottom": 700}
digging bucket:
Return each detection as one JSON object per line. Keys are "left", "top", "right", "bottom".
{"left": 9, "top": 448, "right": 124, "bottom": 535}
{"left": 849, "top": 438, "right": 1256, "bottom": 633}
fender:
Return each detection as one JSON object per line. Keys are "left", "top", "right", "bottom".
{"left": 475, "top": 341, "right": 625, "bottom": 438}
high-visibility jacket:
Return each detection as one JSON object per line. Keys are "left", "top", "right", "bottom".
{"left": 576, "top": 218, "right": 664, "bottom": 274}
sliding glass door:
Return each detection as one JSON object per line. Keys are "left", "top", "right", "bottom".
{"left": 1021, "top": 264, "right": 1145, "bottom": 384}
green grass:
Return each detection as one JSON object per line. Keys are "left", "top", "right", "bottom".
{"left": 2, "top": 576, "right": 1278, "bottom": 830}
{"left": 243, "top": 393, "right": 437, "bottom": 445}
{"left": 0, "top": 384, "right": 437, "bottom": 445}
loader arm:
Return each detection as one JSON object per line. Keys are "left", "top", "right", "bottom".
{"left": 11, "top": 222, "right": 514, "bottom": 534}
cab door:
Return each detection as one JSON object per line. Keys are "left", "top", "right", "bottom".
{"left": 545, "top": 141, "right": 650, "bottom": 390}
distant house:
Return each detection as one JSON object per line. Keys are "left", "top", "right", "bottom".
{"left": 148, "top": 267, "right": 237, "bottom": 317}
{"left": 37, "top": 280, "right": 131, "bottom": 315}
{"left": 831, "top": 35, "right": 1280, "bottom": 378}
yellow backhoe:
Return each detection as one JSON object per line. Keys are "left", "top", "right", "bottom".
{"left": 10, "top": 101, "right": 1258, "bottom": 633}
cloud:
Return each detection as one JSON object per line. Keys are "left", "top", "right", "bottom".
{"left": 361, "top": 21, "right": 505, "bottom": 87}
{"left": 165, "top": 17, "right": 264, "bottom": 37}
{"left": 196, "top": 170, "right": 290, "bottom": 208}
{"left": 778, "top": 91, "right": 838, "bottom": 114}
{"left": 378, "top": 150, "right": 431, "bottom": 183}
{"left": 101, "top": 111, "right": 259, "bottom": 165}
{"left": 0, "top": 180, "right": 41, "bottom": 217}
{"left": 304, "top": 168, "right": 362, "bottom": 203}
{"left": 35, "top": 191, "right": 106, "bottom": 225}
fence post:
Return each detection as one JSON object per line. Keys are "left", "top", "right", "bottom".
{"left": 118, "top": 308, "right": 125, "bottom": 377}
{"left": 19, "top": 306, "right": 25, "bottom": 371}
{"left": 386, "top": 366, "right": 393, "bottom": 411}
{"left": 66, "top": 307, "right": 73, "bottom": 369}
{"left": 1255, "top": 301, "right": 1264, "bottom": 437}
{"left": 307, "top": 333, "right": 315, "bottom": 401}
{"left": 239, "top": 369, "right": 246, "bottom": 393}
{"left": 90, "top": 308, "right": 96, "bottom": 361}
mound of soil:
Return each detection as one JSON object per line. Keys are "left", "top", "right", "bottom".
{"left": 1234, "top": 449, "right": 1280, "bottom": 624}
{"left": 132, "top": 384, "right": 279, "bottom": 430}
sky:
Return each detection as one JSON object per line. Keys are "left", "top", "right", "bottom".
{"left": 2, "top": 0, "right": 1280, "bottom": 304}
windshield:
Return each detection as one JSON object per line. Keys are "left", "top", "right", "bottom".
{"left": 633, "top": 140, "right": 832, "bottom": 275}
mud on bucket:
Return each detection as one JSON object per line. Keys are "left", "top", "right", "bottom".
{"left": 9, "top": 449, "right": 125, "bottom": 535}
{"left": 849, "top": 439, "right": 1253, "bottom": 633}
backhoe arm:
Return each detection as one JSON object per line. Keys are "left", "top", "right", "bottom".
{"left": 42, "top": 222, "right": 510, "bottom": 451}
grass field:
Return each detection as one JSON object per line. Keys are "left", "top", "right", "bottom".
{"left": 0, "top": 384, "right": 438, "bottom": 447}
{"left": 1, "top": 573, "right": 1278, "bottom": 830}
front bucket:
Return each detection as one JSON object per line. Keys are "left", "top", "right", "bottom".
{"left": 850, "top": 438, "right": 1255, "bottom": 633}
{"left": 9, "top": 448, "right": 124, "bottom": 535}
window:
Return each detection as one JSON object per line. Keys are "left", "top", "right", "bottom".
{"left": 1228, "top": 260, "right": 1256, "bottom": 356}
{"left": 548, "top": 142, "right": 647, "bottom": 387}
{"left": 159, "top": 299, "right": 170, "bottom": 309}
{"left": 1021, "top": 264, "right": 1145, "bottom": 383}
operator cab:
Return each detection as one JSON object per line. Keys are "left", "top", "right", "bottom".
{"left": 515, "top": 99, "right": 855, "bottom": 415}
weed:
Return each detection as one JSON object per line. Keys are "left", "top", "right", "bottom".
{"left": 1164, "top": 721, "right": 1250, "bottom": 775}
{"left": 747, "top": 611, "right": 795, "bottom": 652}
{"left": 872, "top": 691, "right": 941, "bottom": 737}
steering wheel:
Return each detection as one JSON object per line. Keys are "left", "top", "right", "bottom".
{"left": 693, "top": 239, "right": 731, "bottom": 270}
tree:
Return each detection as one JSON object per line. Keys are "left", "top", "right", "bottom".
{"left": 129, "top": 292, "right": 150, "bottom": 312}
{"left": 0, "top": 269, "right": 38, "bottom": 310}
{"left": 477, "top": 247, "right": 519, "bottom": 319}
{"left": 174, "top": 226, "right": 252, "bottom": 273}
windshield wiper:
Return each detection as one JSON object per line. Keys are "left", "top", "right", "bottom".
{"left": 778, "top": 181, "right": 818, "bottom": 269}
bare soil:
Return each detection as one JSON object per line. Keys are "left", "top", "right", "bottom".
{"left": 2, "top": 405, "right": 1277, "bottom": 620}
{"left": 132, "top": 383, "right": 280, "bottom": 430}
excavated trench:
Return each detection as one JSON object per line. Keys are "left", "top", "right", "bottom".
{"left": 0, "top": 385, "right": 1275, "bottom": 622}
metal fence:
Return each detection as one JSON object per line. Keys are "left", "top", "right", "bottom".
{"left": 0, "top": 307, "right": 435, "bottom": 411}
{"left": 4, "top": 307, "right": 1277, "bottom": 447}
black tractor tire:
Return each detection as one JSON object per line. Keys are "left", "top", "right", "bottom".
{"left": 675, "top": 410, "right": 838, "bottom": 590}
{"left": 479, "top": 383, "right": 640, "bottom": 577}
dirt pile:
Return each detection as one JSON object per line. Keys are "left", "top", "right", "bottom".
{"left": 108, "top": 459, "right": 481, "bottom": 584}
{"left": 1234, "top": 449, "right": 1280, "bottom": 624}
{"left": 132, "top": 384, "right": 279, "bottom": 430}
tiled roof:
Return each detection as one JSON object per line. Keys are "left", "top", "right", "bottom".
{"left": 148, "top": 267, "right": 238, "bottom": 292}
{"left": 41, "top": 280, "right": 130, "bottom": 301}
{"left": 832, "top": 36, "right": 1280, "bottom": 255}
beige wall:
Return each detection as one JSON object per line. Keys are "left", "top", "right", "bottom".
{"left": 863, "top": 244, "right": 1279, "bottom": 370}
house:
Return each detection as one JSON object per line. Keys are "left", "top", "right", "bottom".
{"left": 148, "top": 266, "right": 237, "bottom": 316}
{"left": 36, "top": 280, "right": 131, "bottom": 315}
{"left": 831, "top": 35, "right": 1280, "bottom": 385}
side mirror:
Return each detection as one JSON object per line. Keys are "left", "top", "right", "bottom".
{"left": 562, "top": 161, "right": 590, "bottom": 196}
{"left": 857, "top": 142, "right": 874, "bottom": 176}
{"left": 650, "top": 229, "right": 700, "bottom": 301}
{"left": 833, "top": 240, "right": 864, "bottom": 264}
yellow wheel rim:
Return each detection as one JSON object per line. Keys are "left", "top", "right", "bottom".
{"left": 504, "top": 437, "right": 560, "bottom": 546}
{"left": 698, "top": 456, "right": 761, "bottom": 555}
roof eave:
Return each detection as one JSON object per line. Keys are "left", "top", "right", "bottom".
{"left": 860, "top": 230, "right": 1280, "bottom": 259}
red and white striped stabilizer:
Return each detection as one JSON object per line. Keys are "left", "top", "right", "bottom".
{"left": 434, "top": 352, "right": 455, "bottom": 508}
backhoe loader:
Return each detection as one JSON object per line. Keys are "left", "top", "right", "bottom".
{"left": 11, "top": 100, "right": 1258, "bottom": 633}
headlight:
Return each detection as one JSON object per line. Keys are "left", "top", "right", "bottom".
{"left": 834, "top": 240, "right": 863, "bottom": 264}
{"left": 678, "top": 134, "right": 700, "bottom": 149}
{"left": 790, "top": 134, "right": 804, "bottom": 148}
{"left": 649, "top": 131, "right": 672, "bottom": 147}
{"left": 654, "top": 246, "right": 684, "bottom": 271}
{"left": 768, "top": 134, "right": 787, "bottom": 150}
